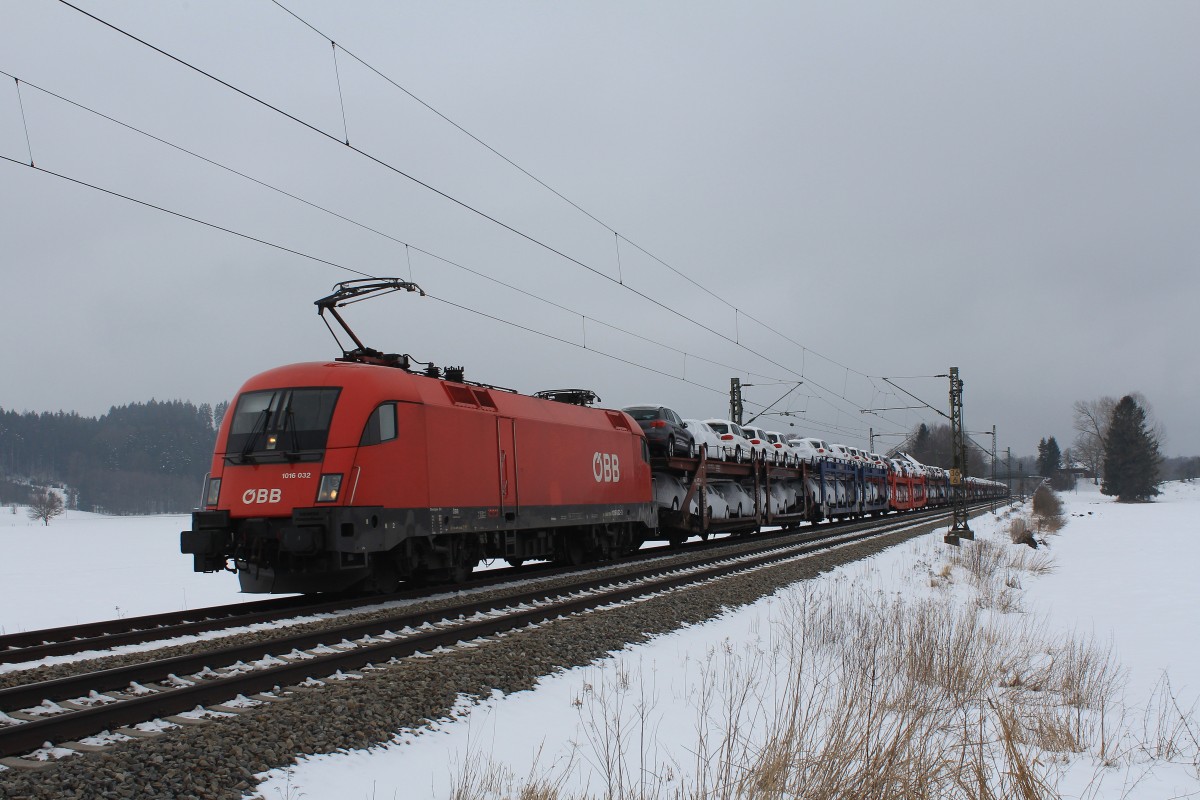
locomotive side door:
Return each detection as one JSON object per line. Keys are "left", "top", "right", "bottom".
{"left": 497, "top": 417, "right": 518, "bottom": 519}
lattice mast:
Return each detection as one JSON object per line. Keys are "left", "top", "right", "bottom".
{"left": 946, "top": 366, "right": 973, "bottom": 545}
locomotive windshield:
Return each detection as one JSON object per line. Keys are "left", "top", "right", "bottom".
{"left": 225, "top": 387, "right": 340, "bottom": 462}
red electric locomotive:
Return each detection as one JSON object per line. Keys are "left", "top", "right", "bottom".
{"left": 181, "top": 281, "right": 656, "bottom": 593}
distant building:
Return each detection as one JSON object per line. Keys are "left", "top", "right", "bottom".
{"left": 1063, "top": 461, "right": 1095, "bottom": 480}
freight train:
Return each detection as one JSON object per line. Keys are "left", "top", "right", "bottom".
{"left": 181, "top": 280, "right": 1007, "bottom": 594}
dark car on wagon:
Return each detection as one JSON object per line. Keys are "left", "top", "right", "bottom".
{"left": 621, "top": 405, "right": 695, "bottom": 457}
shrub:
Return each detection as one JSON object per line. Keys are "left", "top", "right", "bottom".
{"left": 1031, "top": 486, "right": 1066, "bottom": 532}
{"left": 1031, "top": 486, "right": 1062, "bottom": 518}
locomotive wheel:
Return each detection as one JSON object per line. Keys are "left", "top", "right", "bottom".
{"left": 565, "top": 536, "right": 587, "bottom": 566}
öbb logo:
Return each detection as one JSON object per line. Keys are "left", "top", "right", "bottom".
{"left": 592, "top": 452, "right": 620, "bottom": 483}
{"left": 242, "top": 488, "right": 282, "bottom": 504}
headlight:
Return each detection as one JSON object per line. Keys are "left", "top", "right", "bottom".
{"left": 316, "top": 473, "right": 343, "bottom": 503}
{"left": 205, "top": 477, "right": 222, "bottom": 506}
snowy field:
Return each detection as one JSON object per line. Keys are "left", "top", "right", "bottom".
{"left": 249, "top": 481, "right": 1200, "bottom": 800}
{"left": 2, "top": 485, "right": 1197, "bottom": 797}
{"left": 0, "top": 509, "right": 263, "bottom": 633}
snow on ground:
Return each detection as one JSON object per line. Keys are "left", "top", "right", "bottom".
{"left": 0, "top": 508, "right": 260, "bottom": 633}
{"left": 252, "top": 481, "right": 1200, "bottom": 800}
{"left": 1025, "top": 480, "right": 1200, "bottom": 700}
{"left": 3, "top": 486, "right": 1197, "bottom": 797}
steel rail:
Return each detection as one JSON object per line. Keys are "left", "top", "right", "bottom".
{"left": 0, "top": 595, "right": 313, "bottom": 653}
{"left": 0, "top": 559, "right": 582, "bottom": 663}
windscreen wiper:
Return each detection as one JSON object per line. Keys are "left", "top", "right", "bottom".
{"left": 234, "top": 407, "right": 271, "bottom": 464}
{"left": 282, "top": 408, "right": 303, "bottom": 461}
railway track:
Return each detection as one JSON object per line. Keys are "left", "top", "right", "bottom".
{"left": 0, "top": 563, "right": 559, "bottom": 665}
{"left": 0, "top": 505, "right": 987, "bottom": 763}
{"left": 0, "top": 509, "right": 904, "bottom": 667}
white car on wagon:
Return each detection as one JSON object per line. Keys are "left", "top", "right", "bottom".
{"left": 702, "top": 419, "right": 753, "bottom": 463}
{"left": 739, "top": 425, "right": 778, "bottom": 464}
{"left": 683, "top": 419, "right": 737, "bottom": 461}
{"left": 787, "top": 437, "right": 833, "bottom": 465}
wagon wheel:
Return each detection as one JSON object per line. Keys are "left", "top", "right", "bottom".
{"left": 450, "top": 559, "right": 476, "bottom": 584}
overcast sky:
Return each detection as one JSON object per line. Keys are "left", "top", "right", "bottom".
{"left": 2, "top": 1, "right": 1197, "bottom": 460}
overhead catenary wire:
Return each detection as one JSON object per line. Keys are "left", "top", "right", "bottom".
{"left": 0, "top": 153, "right": 737, "bottom": 401}
{"left": 53, "top": 0, "right": 779, "bottom": 379}
{"left": 54, "top": 0, "right": 912, "bottom": 435}
{"left": 0, "top": 150, "right": 863, "bottom": 434}
{"left": 24, "top": 4, "right": 952, "bottom": 446}
{"left": 423, "top": 295, "right": 730, "bottom": 398}
{"left": 0, "top": 153, "right": 375, "bottom": 279}
{"left": 6, "top": 160, "right": 895, "bottom": 444}
{"left": 266, "top": 0, "right": 877, "bottom": 383}
{"left": 0, "top": 68, "right": 794, "bottom": 388}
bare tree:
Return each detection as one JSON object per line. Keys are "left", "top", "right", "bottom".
{"left": 26, "top": 488, "right": 64, "bottom": 526}
{"left": 1130, "top": 391, "right": 1168, "bottom": 444}
{"left": 1073, "top": 397, "right": 1116, "bottom": 484}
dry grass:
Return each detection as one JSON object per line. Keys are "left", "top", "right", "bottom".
{"left": 449, "top": 743, "right": 575, "bottom": 800}
{"left": 445, "top": 515, "right": 1198, "bottom": 800}
{"left": 1023, "top": 703, "right": 1086, "bottom": 754}
{"left": 448, "top": 588, "right": 1121, "bottom": 799}
{"left": 944, "top": 536, "right": 1056, "bottom": 613}
{"left": 991, "top": 700, "right": 1059, "bottom": 799}
{"left": 1136, "top": 674, "right": 1200, "bottom": 766}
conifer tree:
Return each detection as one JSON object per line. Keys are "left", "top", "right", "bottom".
{"left": 1101, "top": 395, "right": 1162, "bottom": 501}
{"left": 1036, "top": 437, "right": 1061, "bottom": 477}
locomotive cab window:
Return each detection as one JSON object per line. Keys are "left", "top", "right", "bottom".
{"left": 360, "top": 403, "right": 397, "bottom": 446}
{"left": 226, "top": 387, "right": 340, "bottom": 462}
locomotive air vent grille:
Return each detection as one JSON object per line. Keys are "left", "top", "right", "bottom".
{"left": 443, "top": 383, "right": 480, "bottom": 408}
{"left": 606, "top": 411, "right": 630, "bottom": 431}
{"left": 472, "top": 388, "right": 498, "bottom": 410}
